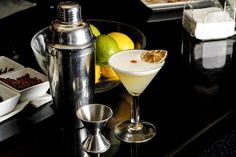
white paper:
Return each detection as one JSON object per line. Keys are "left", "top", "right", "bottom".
{"left": 183, "top": 7, "right": 236, "bottom": 40}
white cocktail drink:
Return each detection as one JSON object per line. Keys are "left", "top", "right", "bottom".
{"left": 109, "top": 50, "right": 164, "bottom": 95}
{"left": 109, "top": 49, "right": 167, "bottom": 143}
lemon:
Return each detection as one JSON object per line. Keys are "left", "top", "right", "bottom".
{"left": 90, "top": 24, "right": 101, "bottom": 37}
{"left": 95, "top": 34, "right": 120, "bottom": 66}
{"left": 108, "top": 32, "right": 134, "bottom": 50}
{"left": 95, "top": 64, "right": 101, "bottom": 83}
{"left": 101, "top": 65, "right": 119, "bottom": 80}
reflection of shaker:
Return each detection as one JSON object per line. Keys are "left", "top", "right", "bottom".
{"left": 45, "top": 1, "right": 95, "bottom": 130}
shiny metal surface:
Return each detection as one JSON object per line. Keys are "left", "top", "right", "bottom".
{"left": 57, "top": 1, "right": 81, "bottom": 24}
{"left": 77, "top": 104, "right": 113, "bottom": 153}
{"left": 82, "top": 134, "right": 111, "bottom": 153}
{"left": 48, "top": 2, "right": 93, "bottom": 46}
{"left": 45, "top": 1, "right": 95, "bottom": 130}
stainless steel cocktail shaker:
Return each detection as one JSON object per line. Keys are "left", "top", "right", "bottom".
{"left": 45, "top": 1, "right": 95, "bottom": 130}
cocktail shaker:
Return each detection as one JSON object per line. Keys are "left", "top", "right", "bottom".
{"left": 45, "top": 1, "right": 95, "bottom": 130}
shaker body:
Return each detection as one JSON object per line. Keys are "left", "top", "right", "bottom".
{"left": 47, "top": 45, "right": 95, "bottom": 129}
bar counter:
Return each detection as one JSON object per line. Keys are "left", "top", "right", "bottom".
{"left": 0, "top": 0, "right": 236, "bottom": 156}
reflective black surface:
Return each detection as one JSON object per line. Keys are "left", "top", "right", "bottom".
{"left": 0, "top": 0, "right": 236, "bottom": 157}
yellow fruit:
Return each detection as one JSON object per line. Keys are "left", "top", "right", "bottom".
{"left": 108, "top": 32, "right": 134, "bottom": 50}
{"left": 90, "top": 24, "right": 101, "bottom": 37}
{"left": 95, "top": 64, "right": 101, "bottom": 83}
{"left": 101, "top": 65, "right": 119, "bottom": 80}
{"left": 95, "top": 34, "right": 120, "bottom": 66}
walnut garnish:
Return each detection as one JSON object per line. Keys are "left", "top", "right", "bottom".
{"left": 141, "top": 50, "right": 167, "bottom": 63}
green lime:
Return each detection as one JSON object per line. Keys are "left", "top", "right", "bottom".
{"left": 96, "top": 34, "right": 120, "bottom": 66}
{"left": 90, "top": 24, "right": 101, "bottom": 37}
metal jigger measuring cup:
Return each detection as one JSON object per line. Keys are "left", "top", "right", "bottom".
{"left": 76, "top": 104, "right": 113, "bottom": 153}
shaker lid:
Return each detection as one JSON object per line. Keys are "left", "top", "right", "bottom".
{"left": 57, "top": 1, "right": 82, "bottom": 24}
{"left": 47, "top": 1, "right": 94, "bottom": 47}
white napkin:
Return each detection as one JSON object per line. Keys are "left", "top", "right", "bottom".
{"left": 0, "top": 0, "right": 36, "bottom": 19}
{"left": 29, "top": 93, "right": 52, "bottom": 108}
{"left": 183, "top": 7, "right": 236, "bottom": 40}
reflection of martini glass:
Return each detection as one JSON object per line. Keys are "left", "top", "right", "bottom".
{"left": 109, "top": 49, "right": 167, "bottom": 143}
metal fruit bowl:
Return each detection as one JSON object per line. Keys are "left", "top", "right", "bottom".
{"left": 31, "top": 19, "right": 146, "bottom": 93}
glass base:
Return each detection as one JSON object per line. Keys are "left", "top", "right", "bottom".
{"left": 114, "top": 120, "right": 156, "bottom": 143}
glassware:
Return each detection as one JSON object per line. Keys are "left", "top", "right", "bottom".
{"left": 109, "top": 49, "right": 167, "bottom": 143}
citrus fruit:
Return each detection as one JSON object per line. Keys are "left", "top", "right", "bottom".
{"left": 108, "top": 32, "right": 134, "bottom": 50}
{"left": 95, "top": 34, "right": 120, "bottom": 66}
{"left": 101, "top": 65, "right": 119, "bottom": 80}
{"left": 90, "top": 24, "right": 101, "bottom": 37}
{"left": 95, "top": 64, "right": 101, "bottom": 83}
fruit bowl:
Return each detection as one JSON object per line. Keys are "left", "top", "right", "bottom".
{"left": 86, "top": 19, "right": 146, "bottom": 50}
{"left": 31, "top": 19, "right": 146, "bottom": 93}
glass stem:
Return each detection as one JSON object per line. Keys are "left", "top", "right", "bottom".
{"left": 131, "top": 95, "right": 140, "bottom": 126}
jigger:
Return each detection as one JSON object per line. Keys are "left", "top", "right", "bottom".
{"left": 77, "top": 104, "right": 113, "bottom": 153}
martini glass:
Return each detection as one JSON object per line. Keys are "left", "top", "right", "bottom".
{"left": 109, "top": 49, "right": 167, "bottom": 143}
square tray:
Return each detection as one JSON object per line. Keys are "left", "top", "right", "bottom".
{"left": 140, "top": 0, "right": 214, "bottom": 12}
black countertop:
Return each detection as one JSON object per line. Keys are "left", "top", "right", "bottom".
{"left": 1, "top": 0, "right": 236, "bottom": 157}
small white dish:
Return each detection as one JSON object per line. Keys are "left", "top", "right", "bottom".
{"left": 0, "top": 67, "right": 50, "bottom": 102}
{"left": 0, "top": 84, "right": 20, "bottom": 117}
{"left": 0, "top": 100, "right": 30, "bottom": 123}
{"left": 0, "top": 56, "right": 24, "bottom": 75}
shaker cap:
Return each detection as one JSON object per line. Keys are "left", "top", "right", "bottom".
{"left": 57, "top": 1, "right": 82, "bottom": 24}
{"left": 46, "top": 1, "right": 94, "bottom": 47}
